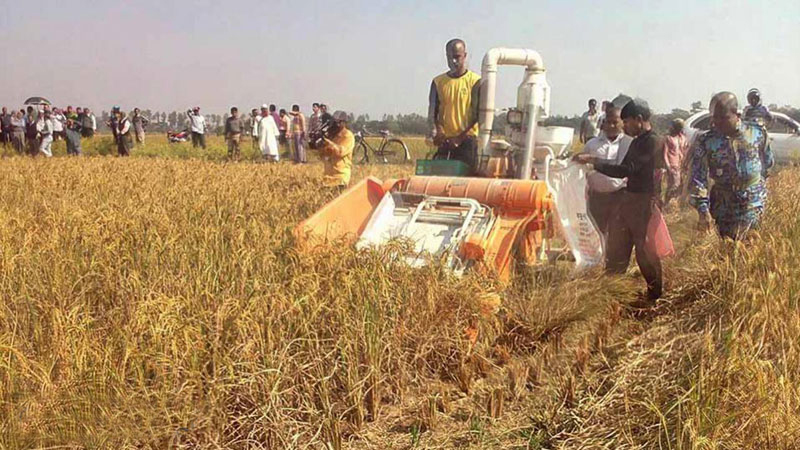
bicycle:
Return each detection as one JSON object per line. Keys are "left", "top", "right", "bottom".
{"left": 355, "top": 126, "right": 410, "bottom": 164}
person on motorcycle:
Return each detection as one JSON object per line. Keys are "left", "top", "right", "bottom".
{"left": 742, "top": 88, "right": 773, "bottom": 126}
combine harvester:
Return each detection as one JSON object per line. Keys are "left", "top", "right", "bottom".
{"left": 297, "top": 48, "right": 604, "bottom": 282}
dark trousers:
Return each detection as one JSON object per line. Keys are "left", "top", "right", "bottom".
{"left": 11, "top": 132, "right": 25, "bottom": 153}
{"left": 588, "top": 190, "right": 624, "bottom": 236}
{"left": 606, "top": 191, "right": 663, "bottom": 298}
{"left": 191, "top": 132, "right": 206, "bottom": 149}
{"left": 227, "top": 133, "right": 241, "bottom": 160}
{"left": 26, "top": 136, "right": 39, "bottom": 156}
{"left": 434, "top": 136, "right": 477, "bottom": 174}
{"left": 293, "top": 132, "right": 307, "bottom": 163}
{"left": 117, "top": 134, "right": 133, "bottom": 156}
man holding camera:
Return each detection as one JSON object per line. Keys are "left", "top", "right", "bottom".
{"left": 318, "top": 111, "right": 354, "bottom": 189}
{"left": 428, "top": 38, "right": 481, "bottom": 174}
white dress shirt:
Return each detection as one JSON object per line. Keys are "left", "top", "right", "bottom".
{"left": 189, "top": 114, "right": 206, "bottom": 134}
{"left": 52, "top": 113, "right": 65, "bottom": 132}
{"left": 119, "top": 116, "right": 131, "bottom": 135}
{"left": 583, "top": 132, "right": 632, "bottom": 193}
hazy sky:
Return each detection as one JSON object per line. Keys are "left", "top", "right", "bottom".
{"left": 1, "top": 0, "right": 798, "bottom": 117}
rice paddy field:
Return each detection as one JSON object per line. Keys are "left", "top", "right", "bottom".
{"left": 1, "top": 135, "right": 799, "bottom": 448}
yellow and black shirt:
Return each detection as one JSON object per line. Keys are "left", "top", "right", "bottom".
{"left": 428, "top": 70, "right": 481, "bottom": 138}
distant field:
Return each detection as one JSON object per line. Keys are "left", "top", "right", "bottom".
{"left": 0, "top": 133, "right": 434, "bottom": 162}
{"left": 1, "top": 137, "right": 799, "bottom": 448}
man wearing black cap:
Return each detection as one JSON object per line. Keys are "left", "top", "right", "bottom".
{"left": 575, "top": 99, "right": 663, "bottom": 304}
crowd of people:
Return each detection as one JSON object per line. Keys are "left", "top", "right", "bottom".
{"left": 0, "top": 105, "right": 96, "bottom": 156}
{"left": 573, "top": 90, "right": 775, "bottom": 307}
{"left": 0, "top": 101, "right": 355, "bottom": 188}
{"left": 222, "top": 102, "right": 353, "bottom": 188}
{"left": 427, "top": 38, "right": 775, "bottom": 308}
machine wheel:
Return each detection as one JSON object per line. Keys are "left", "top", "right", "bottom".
{"left": 379, "top": 139, "right": 410, "bottom": 164}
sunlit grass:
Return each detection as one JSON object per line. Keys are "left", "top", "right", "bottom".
{"left": 0, "top": 137, "right": 798, "bottom": 448}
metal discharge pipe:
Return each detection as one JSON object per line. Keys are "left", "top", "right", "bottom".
{"left": 478, "top": 48, "right": 546, "bottom": 180}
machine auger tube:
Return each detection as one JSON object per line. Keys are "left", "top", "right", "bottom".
{"left": 478, "top": 48, "right": 549, "bottom": 180}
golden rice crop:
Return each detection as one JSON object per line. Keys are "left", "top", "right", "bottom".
{"left": 1, "top": 135, "right": 799, "bottom": 448}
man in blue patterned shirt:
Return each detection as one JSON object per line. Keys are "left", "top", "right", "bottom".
{"left": 689, "top": 92, "right": 774, "bottom": 240}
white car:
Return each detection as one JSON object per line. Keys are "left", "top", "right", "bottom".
{"left": 685, "top": 110, "right": 800, "bottom": 163}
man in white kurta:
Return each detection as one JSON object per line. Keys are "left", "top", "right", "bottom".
{"left": 258, "top": 107, "right": 280, "bottom": 162}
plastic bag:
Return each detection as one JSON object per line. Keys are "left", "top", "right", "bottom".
{"left": 645, "top": 204, "right": 674, "bottom": 258}
{"left": 547, "top": 161, "right": 605, "bottom": 271}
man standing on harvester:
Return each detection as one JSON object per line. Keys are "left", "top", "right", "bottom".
{"left": 428, "top": 38, "right": 481, "bottom": 174}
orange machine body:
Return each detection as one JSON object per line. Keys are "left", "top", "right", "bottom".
{"left": 401, "top": 177, "right": 553, "bottom": 280}
{"left": 295, "top": 176, "right": 554, "bottom": 281}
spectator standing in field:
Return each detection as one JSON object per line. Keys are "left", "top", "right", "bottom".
{"left": 1, "top": 107, "right": 11, "bottom": 146}
{"left": 64, "top": 118, "right": 83, "bottom": 156}
{"left": 428, "top": 38, "right": 481, "bottom": 173}
{"left": 596, "top": 100, "right": 611, "bottom": 130}
{"left": 64, "top": 106, "right": 76, "bottom": 120}
{"left": 51, "top": 108, "right": 66, "bottom": 141}
{"left": 661, "top": 119, "right": 689, "bottom": 207}
{"left": 319, "top": 111, "right": 355, "bottom": 189}
{"left": 258, "top": 105, "right": 280, "bottom": 162}
{"left": 309, "top": 103, "right": 321, "bottom": 135}
{"left": 690, "top": 92, "right": 773, "bottom": 240}
{"left": 10, "top": 111, "right": 26, "bottom": 154}
{"left": 574, "top": 99, "right": 664, "bottom": 304}
{"left": 37, "top": 111, "right": 55, "bottom": 157}
{"left": 580, "top": 105, "right": 632, "bottom": 236}
{"left": 579, "top": 98, "right": 601, "bottom": 144}
{"left": 279, "top": 109, "right": 291, "bottom": 158}
{"left": 114, "top": 109, "right": 134, "bottom": 156}
{"left": 80, "top": 108, "right": 94, "bottom": 138}
{"left": 224, "top": 106, "right": 244, "bottom": 161}
{"left": 106, "top": 106, "right": 120, "bottom": 142}
{"left": 86, "top": 108, "right": 97, "bottom": 137}
{"left": 131, "top": 108, "right": 149, "bottom": 145}
{"left": 189, "top": 107, "right": 207, "bottom": 149}
{"left": 742, "top": 88, "right": 773, "bottom": 126}
{"left": 25, "top": 107, "right": 39, "bottom": 156}
{"left": 290, "top": 104, "right": 307, "bottom": 163}
{"left": 248, "top": 109, "right": 260, "bottom": 150}
{"left": 269, "top": 104, "right": 281, "bottom": 130}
